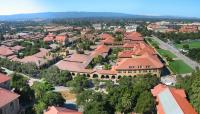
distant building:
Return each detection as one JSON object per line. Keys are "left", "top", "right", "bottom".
{"left": 151, "top": 84, "right": 197, "bottom": 114}
{"left": 44, "top": 106, "right": 82, "bottom": 114}
{"left": 55, "top": 35, "right": 68, "bottom": 45}
{"left": 93, "top": 24, "right": 102, "bottom": 30}
{"left": 44, "top": 33, "right": 69, "bottom": 45}
{"left": 179, "top": 25, "right": 198, "bottom": 33}
{"left": 100, "top": 33, "right": 115, "bottom": 45}
{"left": 125, "top": 24, "right": 138, "bottom": 32}
{"left": 124, "top": 32, "right": 144, "bottom": 43}
{"left": 0, "top": 88, "right": 20, "bottom": 114}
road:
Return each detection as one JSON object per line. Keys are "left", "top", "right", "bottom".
{"left": 150, "top": 36, "right": 200, "bottom": 70}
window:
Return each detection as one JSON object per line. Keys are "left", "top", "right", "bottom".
{"left": 138, "top": 66, "right": 142, "bottom": 69}
{"left": 146, "top": 65, "right": 151, "bottom": 68}
{"left": 128, "top": 71, "right": 132, "bottom": 73}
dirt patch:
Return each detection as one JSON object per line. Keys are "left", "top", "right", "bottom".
{"left": 60, "top": 90, "right": 76, "bottom": 101}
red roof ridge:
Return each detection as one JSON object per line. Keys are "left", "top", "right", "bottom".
{"left": 0, "top": 73, "right": 11, "bottom": 84}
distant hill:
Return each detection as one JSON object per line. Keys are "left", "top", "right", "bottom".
{"left": 0, "top": 12, "right": 198, "bottom": 21}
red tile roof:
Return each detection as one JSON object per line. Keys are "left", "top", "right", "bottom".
{"left": 10, "top": 48, "right": 53, "bottom": 67}
{"left": 179, "top": 25, "right": 198, "bottom": 33}
{"left": 96, "top": 70, "right": 117, "bottom": 75}
{"left": 44, "top": 106, "right": 82, "bottom": 114}
{"left": 0, "top": 45, "right": 14, "bottom": 57}
{"left": 55, "top": 60, "right": 94, "bottom": 73}
{"left": 43, "top": 33, "right": 56, "bottom": 42}
{"left": 55, "top": 35, "right": 68, "bottom": 43}
{"left": 101, "top": 37, "right": 114, "bottom": 45}
{"left": 0, "top": 73, "right": 10, "bottom": 84}
{"left": 10, "top": 45, "right": 24, "bottom": 52}
{"left": 100, "top": 33, "right": 113, "bottom": 40}
{"left": 91, "top": 45, "right": 110, "bottom": 57}
{"left": 151, "top": 84, "right": 197, "bottom": 114}
{"left": 44, "top": 36, "right": 54, "bottom": 42}
{"left": 124, "top": 32, "right": 144, "bottom": 41}
{"left": 115, "top": 54, "right": 163, "bottom": 70}
{"left": 0, "top": 88, "right": 20, "bottom": 108}
{"left": 119, "top": 42, "right": 156, "bottom": 58}
{"left": 64, "top": 54, "right": 90, "bottom": 63}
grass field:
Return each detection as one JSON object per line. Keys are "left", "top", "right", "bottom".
{"left": 176, "top": 41, "right": 200, "bottom": 49}
{"left": 157, "top": 49, "right": 177, "bottom": 58}
{"left": 168, "top": 60, "right": 193, "bottom": 74}
{"left": 146, "top": 37, "right": 159, "bottom": 45}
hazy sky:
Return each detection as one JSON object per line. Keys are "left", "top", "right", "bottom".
{"left": 0, "top": 0, "right": 199, "bottom": 17}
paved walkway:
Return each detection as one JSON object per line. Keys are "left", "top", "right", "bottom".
{"left": 150, "top": 36, "right": 200, "bottom": 70}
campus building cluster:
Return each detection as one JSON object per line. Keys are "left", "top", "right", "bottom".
{"left": 55, "top": 31, "right": 164, "bottom": 80}
{"left": 147, "top": 21, "right": 200, "bottom": 33}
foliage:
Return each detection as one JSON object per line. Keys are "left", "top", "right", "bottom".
{"left": 108, "top": 75, "right": 158, "bottom": 113}
{"left": 103, "top": 64, "right": 112, "bottom": 70}
{"left": 183, "top": 44, "right": 190, "bottom": 50}
{"left": 42, "top": 91, "right": 65, "bottom": 106}
{"left": 11, "top": 73, "right": 35, "bottom": 106}
{"left": 32, "top": 81, "right": 65, "bottom": 114}
{"left": 0, "top": 57, "right": 39, "bottom": 77}
{"left": 188, "top": 48, "right": 200, "bottom": 62}
{"left": 77, "top": 90, "right": 114, "bottom": 114}
{"left": 107, "top": 48, "right": 123, "bottom": 62}
{"left": 175, "top": 70, "right": 200, "bottom": 113}
{"left": 16, "top": 39, "right": 50, "bottom": 58}
{"left": 32, "top": 81, "right": 54, "bottom": 100}
{"left": 114, "top": 32, "right": 123, "bottom": 41}
{"left": 34, "top": 101, "right": 47, "bottom": 114}
{"left": 75, "top": 39, "right": 94, "bottom": 52}
{"left": 137, "top": 25, "right": 152, "bottom": 36}
{"left": 41, "top": 66, "right": 72, "bottom": 86}
{"left": 68, "top": 74, "right": 90, "bottom": 93}
{"left": 106, "top": 75, "right": 159, "bottom": 113}
{"left": 134, "top": 91, "right": 155, "bottom": 113}
{"left": 88, "top": 55, "right": 104, "bottom": 68}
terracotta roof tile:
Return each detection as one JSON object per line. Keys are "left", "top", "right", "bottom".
{"left": 0, "top": 45, "right": 14, "bottom": 57}
{"left": 96, "top": 70, "right": 117, "bottom": 75}
{"left": 115, "top": 54, "right": 163, "bottom": 70}
{"left": 0, "top": 88, "right": 20, "bottom": 108}
{"left": 44, "top": 106, "right": 82, "bottom": 114}
{"left": 0, "top": 73, "right": 10, "bottom": 84}
{"left": 124, "top": 32, "right": 144, "bottom": 41}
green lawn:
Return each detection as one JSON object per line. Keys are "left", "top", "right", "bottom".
{"left": 168, "top": 60, "right": 194, "bottom": 74}
{"left": 176, "top": 41, "right": 200, "bottom": 49}
{"left": 157, "top": 49, "right": 177, "bottom": 58}
{"left": 146, "top": 37, "right": 159, "bottom": 45}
